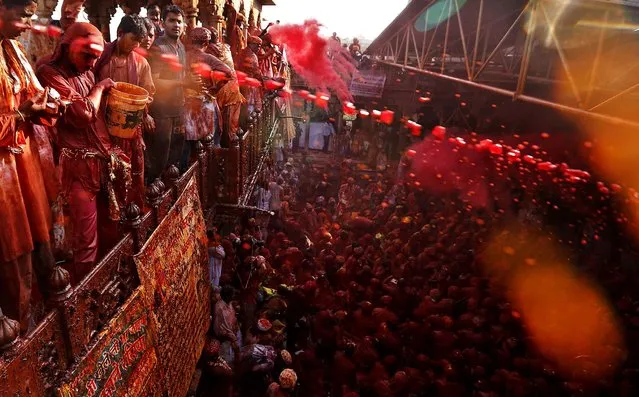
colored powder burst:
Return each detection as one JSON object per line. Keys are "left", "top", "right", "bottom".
{"left": 269, "top": 20, "right": 357, "bottom": 102}
{"left": 408, "top": 137, "right": 490, "bottom": 208}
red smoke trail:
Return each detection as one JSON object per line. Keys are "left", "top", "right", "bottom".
{"left": 269, "top": 20, "right": 357, "bottom": 102}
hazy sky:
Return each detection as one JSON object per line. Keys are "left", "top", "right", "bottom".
{"left": 51, "top": 0, "right": 409, "bottom": 42}
{"left": 262, "top": 0, "right": 410, "bottom": 41}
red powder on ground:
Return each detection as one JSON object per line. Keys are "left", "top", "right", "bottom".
{"left": 269, "top": 20, "right": 357, "bottom": 102}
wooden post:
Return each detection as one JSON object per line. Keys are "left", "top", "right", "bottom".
{"left": 164, "top": 164, "right": 181, "bottom": 193}
{"left": 175, "top": 0, "right": 200, "bottom": 28}
{"left": 125, "top": 203, "right": 144, "bottom": 253}
{"left": 146, "top": 179, "right": 166, "bottom": 227}
{"left": 229, "top": 135, "right": 241, "bottom": 203}
{"left": 84, "top": 0, "right": 117, "bottom": 42}
{"left": 36, "top": 0, "right": 58, "bottom": 20}
{"left": 0, "top": 307, "right": 20, "bottom": 352}
{"left": 196, "top": 139, "right": 209, "bottom": 207}
{"left": 48, "top": 265, "right": 74, "bottom": 364}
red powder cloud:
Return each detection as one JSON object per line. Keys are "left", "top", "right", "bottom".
{"left": 408, "top": 137, "right": 490, "bottom": 208}
{"left": 269, "top": 20, "right": 357, "bottom": 102}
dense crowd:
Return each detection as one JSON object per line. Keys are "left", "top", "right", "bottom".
{"left": 3, "top": 1, "right": 639, "bottom": 395}
{"left": 0, "top": 0, "right": 289, "bottom": 333}
{"left": 198, "top": 146, "right": 638, "bottom": 396}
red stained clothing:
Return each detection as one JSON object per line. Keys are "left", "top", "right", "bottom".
{"left": 95, "top": 43, "right": 155, "bottom": 209}
{"left": 36, "top": 63, "right": 113, "bottom": 194}
{"left": 236, "top": 47, "right": 262, "bottom": 79}
{"left": 0, "top": 39, "right": 54, "bottom": 330}
{"left": 0, "top": 40, "right": 52, "bottom": 263}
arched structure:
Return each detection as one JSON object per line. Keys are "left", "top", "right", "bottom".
{"left": 366, "top": 0, "right": 639, "bottom": 128}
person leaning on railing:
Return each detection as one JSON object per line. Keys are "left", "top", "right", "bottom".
{"left": 206, "top": 28, "right": 245, "bottom": 147}
{"left": 94, "top": 14, "right": 156, "bottom": 211}
{"left": 183, "top": 26, "right": 232, "bottom": 166}
{"left": 0, "top": 0, "right": 61, "bottom": 332}
{"left": 37, "top": 22, "right": 131, "bottom": 284}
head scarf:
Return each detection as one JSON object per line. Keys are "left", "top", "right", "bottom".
{"left": 279, "top": 369, "right": 297, "bottom": 390}
{"left": 49, "top": 22, "right": 104, "bottom": 65}
{"left": 0, "top": 39, "right": 44, "bottom": 111}
{"left": 247, "top": 35, "right": 262, "bottom": 45}
{"left": 189, "top": 27, "right": 212, "bottom": 43}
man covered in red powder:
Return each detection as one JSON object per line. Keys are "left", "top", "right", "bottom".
{"left": 184, "top": 27, "right": 231, "bottom": 152}
{"left": 37, "top": 22, "right": 129, "bottom": 282}
{"left": 0, "top": 0, "right": 60, "bottom": 331}
{"left": 94, "top": 14, "right": 155, "bottom": 210}
{"left": 146, "top": 4, "right": 187, "bottom": 180}
{"left": 237, "top": 35, "right": 264, "bottom": 120}
{"left": 206, "top": 27, "right": 244, "bottom": 146}
{"left": 224, "top": 0, "right": 247, "bottom": 60}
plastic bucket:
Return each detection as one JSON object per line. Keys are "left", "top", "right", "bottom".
{"left": 106, "top": 83, "right": 149, "bottom": 139}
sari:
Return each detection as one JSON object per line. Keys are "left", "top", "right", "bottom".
{"left": 0, "top": 39, "right": 55, "bottom": 331}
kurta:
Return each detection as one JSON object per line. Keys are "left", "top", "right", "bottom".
{"left": 185, "top": 50, "right": 229, "bottom": 142}
{"left": 206, "top": 43, "right": 245, "bottom": 143}
{"left": 95, "top": 42, "right": 155, "bottom": 209}
{"left": 37, "top": 63, "right": 113, "bottom": 193}
{"left": 237, "top": 47, "right": 263, "bottom": 112}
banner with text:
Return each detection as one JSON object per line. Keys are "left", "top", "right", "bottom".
{"left": 350, "top": 71, "right": 387, "bottom": 98}
{"left": 57, "top": 288, "right": 161, "bottom": 397}
{"left": 134, "top": 176, "right": 211, "bottom": 397}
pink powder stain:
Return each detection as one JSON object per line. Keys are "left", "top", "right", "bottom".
{"left": 269, "top": 20, "right": 357, "bottom": 102}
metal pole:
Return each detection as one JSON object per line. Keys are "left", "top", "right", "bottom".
{"left": 411, "top": 28, "right": 422, "bottom": 69}
{"left": 441, "top": 0, "right": 453, "bottom": 74}
{"left": 423, "top": 2, "right": 449, "bottom": 68}
{"left": 589, "top": 81, "right": 639, "bottom": 111}
{"left": 378, "top": 60, "right": 639, "bottom": 129}
{"left": 454, "top": 0, "right": 472, "bottom": 80}
{"left": 585, "top": 10, "right": 609, "bottom": 107}
{"left": 515, "top": 0, "right": 537, "bottom": 98}
{"left": 473, "top": 4, "right": 529, "bottom": 80}
{"left": 420, "top": 8, "right": 430, "bottom": 69}
{"left": 404, "top": 26, "right": 410, "bottom": 66}
{"left": 471, "top": 0, "right": 484, "bottom": 78}
{"left": 540, "top": 2, "right": 583, "bottom": 108}
{"left": 387, "top": 42, "right": 396, "bottom": 62}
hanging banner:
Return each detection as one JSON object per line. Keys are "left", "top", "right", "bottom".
{"left": 134, "top": 176, "right": 211, "bottom": 397}
{"left": 57, "top": 288, "right": 161, "bottom": 397}
{"left": 350, "top": 71, "right": 387, "bottom": 98}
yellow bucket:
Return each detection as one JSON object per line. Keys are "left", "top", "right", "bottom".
{"left": 106, "top": 82, "right": 149, "bottom": 139}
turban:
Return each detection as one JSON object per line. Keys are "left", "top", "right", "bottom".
{"left": 49, "top": 22, "right": 103, "bottom": 65}
{"left": 279, "top": 368, "right": 298, "bottom": 389}
{"left": 247, "top": 35, "right": 263, "bottom": 45}
{"left": 204, "top": 339, "right": 221, "bottom": 358}
{"left": 257, "top": 318, "right": 272, "bottom": 332}
{"left": 189, "top": 27, "right": 211, "bottom": 42}
{"left": 280, "top": 349, "right": 292, "bottom": 365}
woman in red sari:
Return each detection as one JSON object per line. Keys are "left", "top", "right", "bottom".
{"left": 0, "top": 0, "right": 60, "bottom": 331}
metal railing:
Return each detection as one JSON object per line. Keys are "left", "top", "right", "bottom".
{"left": 0, "top": 96, "right": 278, "bottom": 395}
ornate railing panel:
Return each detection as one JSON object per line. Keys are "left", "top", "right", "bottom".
{"left": 0, "top": 312, "right": 67, "bottom": 396}
{"left": 0, "top": 96, "right": 279, "bottom": 395}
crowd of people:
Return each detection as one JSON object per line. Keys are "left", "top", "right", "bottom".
{"left": 3, "top": 0, "right": 639, "bottom": 395}
{"left": 0, "top": 0, "right": 289, "bottom": 333}
{"left": 330, "top": 32, "right": 362, "bottom": 62}
{"left": 196, "top": 137, "right": 638, "bottom": 396}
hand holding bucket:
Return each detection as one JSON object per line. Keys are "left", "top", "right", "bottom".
{"left": 106, "top": 82, "right": 150, "bottom": 139}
